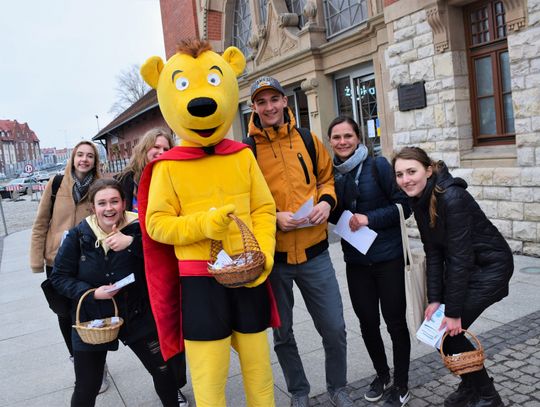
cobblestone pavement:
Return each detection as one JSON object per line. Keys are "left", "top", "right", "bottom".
{"left": 311, "top": 310, "right": 540, "bottom": 406}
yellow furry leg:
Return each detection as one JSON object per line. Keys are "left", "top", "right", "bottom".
{"left": 184, "top": 337, "right": 231, "bottom": 407}
{"left": 231, "top": 331, "right": 275, "bottom": 407}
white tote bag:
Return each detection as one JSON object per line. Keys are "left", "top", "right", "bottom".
{"left": 396, "top": 204, "right": 428, "bottom": 342}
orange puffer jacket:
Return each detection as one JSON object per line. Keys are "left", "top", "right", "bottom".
{"left": 248, "top": 108, "right": 336, "bottom": 264}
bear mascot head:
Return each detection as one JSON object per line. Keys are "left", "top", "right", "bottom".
{"left": 140, "top": 39, "right": 246, "bottom": 146}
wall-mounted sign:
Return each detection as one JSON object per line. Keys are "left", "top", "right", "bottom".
{"left": 398, "top": 81, "right": 426, "bottom": 111}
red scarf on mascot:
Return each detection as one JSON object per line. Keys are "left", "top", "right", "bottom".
{"left": 138, "top": 138, "right": 279, "bottom": 360}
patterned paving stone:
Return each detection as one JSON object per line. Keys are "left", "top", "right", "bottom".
{"left": 311, "top": 310, "right": 540, "bottom": 406}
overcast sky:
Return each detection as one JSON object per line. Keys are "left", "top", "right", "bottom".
{"left": 0, "top": 0, "right": 165, "bottom": 149}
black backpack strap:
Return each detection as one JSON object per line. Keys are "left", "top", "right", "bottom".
{"left": 242, "top": 136, "right": 256, "bottom": 158}
{"left": 371, "top": 156, "right": 392, "bottom": 201}
{"left": 50, "top": 174, "right": 64, "bottom": 216}
{"left": 295, "top": 127, "right": 317, "bottom": 176}
{"left": 244, "top": 127, "right": 317, "bottom": 175}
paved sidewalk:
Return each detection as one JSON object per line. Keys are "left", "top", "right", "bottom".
{"left": 1, "top": 228, "right": 539, "bottom": 406}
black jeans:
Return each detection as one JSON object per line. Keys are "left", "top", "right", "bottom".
{"left": 346, "top": 257, "right": 410, "bottom": 387}
{"left": 71, "top": 334, "right": 179, "bottom": 407}
{"left": 441, "top": 306, "right": 491, "bottom": 389}
{"left": 46, "top": 266, "right": 73, "bottom": 357}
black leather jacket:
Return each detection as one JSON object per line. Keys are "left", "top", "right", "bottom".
{"left": 411, "top": 162, "right": 513, "bottom": 318}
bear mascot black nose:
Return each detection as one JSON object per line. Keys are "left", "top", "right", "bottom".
{"left": 188, "top": 97, "right": 218, "bottom": 117}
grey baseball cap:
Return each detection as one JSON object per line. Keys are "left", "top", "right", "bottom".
{"left": 250, "top": 76, "right": 285, "bottom": 101}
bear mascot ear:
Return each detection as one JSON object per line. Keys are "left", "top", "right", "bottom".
{"left": 222, "top": 46, "right": 246, "bottom": 77}
{"left": 140, "top": 56, "right": 165, "bottom": 89}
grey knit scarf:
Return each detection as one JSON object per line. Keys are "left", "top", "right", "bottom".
{"left": 72, "top": 171, "right": 94, "bottom": 203}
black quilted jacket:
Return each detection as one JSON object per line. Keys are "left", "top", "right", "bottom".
{"left": 410, "top": 162, "right": 513, "bottom": 318}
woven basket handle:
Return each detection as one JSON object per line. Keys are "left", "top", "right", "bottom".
{"left": 210, "top": 214, "right": 261, "bottom": 261}
{"left": 439, "top": 329, "right": 483, "bottom": 357}
{"left": 75, "top": 288, "right": 119, "bottom": 325}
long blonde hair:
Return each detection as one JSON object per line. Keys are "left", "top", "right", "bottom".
{"left": 392, "top": 146, "right": 442, "bottom": 228}
{"left": 119, "top": 127, "right": 175, "bottom": 183}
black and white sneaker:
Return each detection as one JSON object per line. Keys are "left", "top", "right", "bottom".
{"left": 177, "top": 389, "right": 189, "bottom": 407}
{"left": 365, "top": 375, "right": 390, "bottom": 402}
{"left": 382, "top": 385, "right": 410, "bottom": 407}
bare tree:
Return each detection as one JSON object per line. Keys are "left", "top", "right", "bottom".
{"left": 109, "top": 64, "right": 150, "bottom": 117}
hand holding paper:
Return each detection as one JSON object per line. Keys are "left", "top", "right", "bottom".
{"left": 416, "top": 303, "right": 446, "bottom": 348}
{"left": 104, "top": 273, "right": 136, "bottom": 293}
{"left": 333, "top": 210, "right": 377, "bottom": 255}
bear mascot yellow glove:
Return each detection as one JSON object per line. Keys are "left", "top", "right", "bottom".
{"left": 137, "top": 39, "right": 279, "bottom": 407}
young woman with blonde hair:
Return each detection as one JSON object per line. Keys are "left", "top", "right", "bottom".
{"left": 117, "top": 127, "right": 175, "bottom": 212}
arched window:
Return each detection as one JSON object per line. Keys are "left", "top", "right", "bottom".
{"left": 324, "top": 0, "right": 367, "bottom": 37}
{"left": 260, "top": 0, "right": 269, "bottom": 24}
{"left": 233, "top": 0, "right": 252, "bottom": 56}
{"left": 285, "top": 0, "right": 306, "bottom": 28}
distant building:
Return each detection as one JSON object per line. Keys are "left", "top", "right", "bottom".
{"left": 93, "top": 90, "right": 170, "bottom": 161}
{"left": 41, "top": 147, "right": 71, "bottom": 165}
{"left": 0, "top": 119, "right": 41, "bottom": 175}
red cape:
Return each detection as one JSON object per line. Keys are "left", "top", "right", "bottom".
{"left": 138, "top": 139, "right": 279, "bottom": 361}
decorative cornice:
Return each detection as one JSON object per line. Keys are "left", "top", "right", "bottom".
{"left": 426, "top": 2, "right": 449, "bottom": 53}
{"left": 278, "top": 13, "right": 299, "bottom": 28}
{"left": 501, "top": 0, "right": 527, "bottom": 32}
{"left": 301, "top": 78, "right": 319, "bottom": 92}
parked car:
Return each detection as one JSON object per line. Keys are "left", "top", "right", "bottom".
{"left": 34, "top": 171, "right": 51, "bottom": 182}
{"left": 0, "top": 177, "right": 40, "bottom": 198}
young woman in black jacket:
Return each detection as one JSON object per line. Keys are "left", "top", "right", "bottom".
{"left": 51, "top": 179, "right": 184, "bottom": 407}
{"left": 328, "top": 116, "right": 412, "bottom": 407}
{"left": 393, "top": 147, "right": 513, "bottom": 407}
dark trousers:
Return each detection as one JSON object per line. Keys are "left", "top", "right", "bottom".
{"left": 441, "top": 306, "right": 491, "bottom": 389}
{"left": 346, "top": 257, "right": 410, "bottom": 387}
{"left": 71, "top": 334, "right": 180, "bottom": 407}
{"left": 46, "top": 266, "right": 73, "bottom": 357}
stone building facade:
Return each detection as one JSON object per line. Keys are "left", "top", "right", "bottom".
{"left": 384, "top": 0, "right": 539, "bottom": 255}
{"left": 145, "top": 0, "right": 540, "bottom": 254}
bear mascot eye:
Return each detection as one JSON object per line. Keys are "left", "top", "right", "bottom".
{"left": 207, "top": 73, "right": 221, "bottom": 87}
{"left": 175, "top": 77, "right": 190, "bottom": 91}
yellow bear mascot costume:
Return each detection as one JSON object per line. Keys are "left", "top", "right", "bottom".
{"left": 138, "top": 39, "right": 279, "bottom": 407}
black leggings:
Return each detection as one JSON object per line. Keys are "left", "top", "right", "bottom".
{"left": 346, "top": 257, "right": 410, "bottom": 387}
{"left": 441, "top": 306, "right": 491, "bottom": 389}
{"left": 46, "top": 266, "right": 73, "bottom": 357}
{"left": 71, "top": 334, "right": 179, "bottom": 407}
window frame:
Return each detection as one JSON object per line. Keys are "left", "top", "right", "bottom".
{"left": 464, "top": 0, "right": 515, "bottom": 146}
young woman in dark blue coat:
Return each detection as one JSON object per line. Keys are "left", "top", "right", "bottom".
{"left": 328, "top": 116, "right": 412, "bottom": 407}
{"left": 393, "top": 146, "right": 513, "bottom": 407}
{"left": 51, "top": 179, "right": 183, "bottom": 407}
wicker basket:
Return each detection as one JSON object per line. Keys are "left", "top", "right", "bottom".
{"left": 73, "top": 288, "right": 124, "bottom": 345}
{"left": 440, "top": 329, "right": 485, "bottom": 376}
{"left": 208, "top": 214, "right": 265, "bottom": 288}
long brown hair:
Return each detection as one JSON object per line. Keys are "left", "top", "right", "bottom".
{"left": 119, "top": 127, "right": 175, "bottom": 183}
{"left": 69, "top": 140, "right": 101, "bottom": 179}
{"left": 392, "top": 146, "right": 442, "bottom": 228}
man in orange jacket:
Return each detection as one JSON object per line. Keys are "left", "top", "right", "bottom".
{"left": 245, "top": 76, "right": 354, "bottom": 407}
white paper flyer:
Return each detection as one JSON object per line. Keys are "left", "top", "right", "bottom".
{"left": 416, "top": 303, "right": 446, "bottom": 348}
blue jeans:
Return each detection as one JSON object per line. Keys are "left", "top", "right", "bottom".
{"left": 270, "top": 250, "right": 347, "bottom": 397}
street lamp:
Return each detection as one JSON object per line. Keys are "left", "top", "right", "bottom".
{"left": 95, "top": 115, "right": 101, "bottom": 132}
